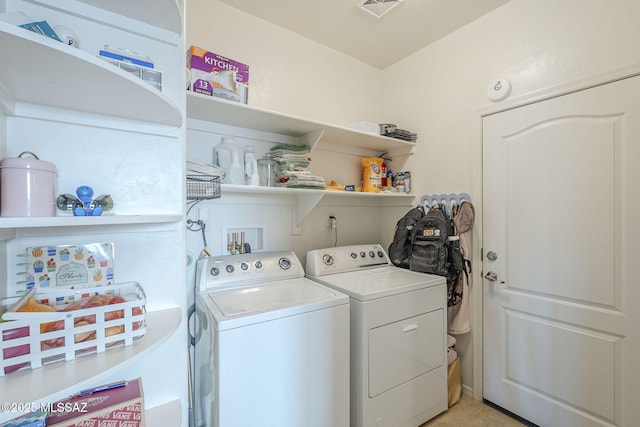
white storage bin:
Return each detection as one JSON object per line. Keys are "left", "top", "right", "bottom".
{"left": 0, "top": 282, "right": 146, "bottom": 376}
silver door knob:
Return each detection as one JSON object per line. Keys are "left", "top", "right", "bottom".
{"left": 486, "top": 251, "right": 498, "bottom": 261}
{"left": 484, "top": 271, "right": 499, "bottom": 282}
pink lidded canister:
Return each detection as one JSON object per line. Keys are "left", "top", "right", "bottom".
{"left": 1, "top": 151, "right": 57, "bottom": 217}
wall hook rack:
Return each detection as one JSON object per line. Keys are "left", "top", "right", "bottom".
{"left": 419, "top": 192, "right": 472, "bottom": 209}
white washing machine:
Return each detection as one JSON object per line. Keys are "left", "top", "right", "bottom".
{"left": 193, "top": 250, "right": 350, "bottom": 427}
{"left": 306, "top": 244, "right": 447, "bottom": 427}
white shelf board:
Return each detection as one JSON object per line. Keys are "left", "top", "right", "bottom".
{"left": 146, "top": 399, "right": 182, "bottom": 427}
{"left": 0, "top": 215, "right": 183, "bottom": 230}
{"left": 0, "top": 22, "right": 182, "bottom": 127}
{"left": 187, "top": 92, "right": 416, "bottom": 153}
{"left": 220, "top": 183, "right": 414, "bottom": 198}
{"left": 0, "top": 307, "right": 182, "bottom": 405}
{"left": 219, "top": 184, "right": 415, "bottom": 224}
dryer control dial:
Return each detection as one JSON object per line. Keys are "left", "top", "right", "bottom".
{"left": 279, "top": 257, "right": 292, "bottom": 270}
{"left": 240, "top": 262, "right": 249, "bottom": 271}
{"left": 210, "top": 267, "right": 220, "bottom": 276}
{"left": 350, "top": 252, "right": 357, "bottom": 259}
{"left": 323, "top": 254, "right": 335, "bottom": 265}
{"left": 226, "top": 264, "right": 234, "bottom": 273}
{"left": 369, "top": 251, "right": 375, "bottom": 258}
{"left": 254, "top": 260, "right": 263, "bottom": 269}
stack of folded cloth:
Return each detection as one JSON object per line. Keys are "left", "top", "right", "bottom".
{"left": 447, "top": 334, "right": 458, "bottom": 365}
{"left": 269, "top": 143, "right": 326, "bottom": 189}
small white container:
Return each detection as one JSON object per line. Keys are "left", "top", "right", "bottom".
{"left": 244, "top": 145, "right": 260, "bottom": 186}
{"left": 0, "top": 151, "right": 56, "bottom": 217}
{"left": 257, "top": 157, "right": 275, "bottom": 187}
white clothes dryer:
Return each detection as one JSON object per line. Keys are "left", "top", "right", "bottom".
{"left": 194, "top": 251, "right": 349, "bottom": 427}
{"left": 306, "top": 244, "right": 447, "bottom": 427}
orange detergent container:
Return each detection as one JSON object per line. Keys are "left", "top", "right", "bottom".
{"left": 361, "top": 157, "right": 383, "bottom": 192}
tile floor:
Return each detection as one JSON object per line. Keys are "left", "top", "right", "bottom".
{"left": 421, "top": 394, "right": 526, "bottom": 427}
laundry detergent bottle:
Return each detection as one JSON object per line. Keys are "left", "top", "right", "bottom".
{"left": 214, "top": 136, "right": 244, "bottom": 185}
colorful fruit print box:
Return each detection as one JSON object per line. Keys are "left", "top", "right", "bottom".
{"left": 20, "top": 243, "right": 114, "bottom": 291}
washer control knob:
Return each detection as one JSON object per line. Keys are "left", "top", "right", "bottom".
{"left": 377, "top": 251, "right": 384, "bottom": 258}
{"left": 240, "top": 262, "right": 249, "bottom": 271}
{"left": 350, "top": 252, "right": 357, "bottom": 259}
{"left": 360, "top": 251, "right": 366, "bottom": 258}
{"left": 369, "top": 251, "right": 375, "bottom": 258}
{"left": 226, "top": 264, "right": 234, "bottom": 273}
{"left": 322, "top": 254, "right": 334, "bottom": 265}
{"left": 254, "top": 260, "right": 263, "bottom": 269}
{"left": 210, "top": 267, "right": 220, "bottom": 276}
{"left": 279, "top": 257, "right": 292, "bottom": 270}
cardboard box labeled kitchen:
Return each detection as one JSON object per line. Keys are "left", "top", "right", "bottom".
{"left": 46, "top": 378, "right": 145, "bottom": 426}
{"left": 187, "top": 45, "right": 249, "bottom": 103}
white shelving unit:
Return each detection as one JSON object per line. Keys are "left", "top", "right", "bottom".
{"left": 0, "top": 21, "right": 182, "bottom": 127}
{"left": 0, "top": 0, "right": 187, "bottom": 424}
{"left": 187, "top": 92, "right": 416, "bottom": 223}
{"left": 187, "top": 92, "right": 416, "bottom": 155}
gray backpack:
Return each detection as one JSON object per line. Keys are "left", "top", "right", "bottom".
{"left": 388, "top": 206, "right": 425, "bottom": 269}
{"left": 409, "top": 207, "right": 452, "bottom": 277}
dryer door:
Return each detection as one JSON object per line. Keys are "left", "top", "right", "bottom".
{"left": 368, "top": 309, "right": 444, "bottom": 397}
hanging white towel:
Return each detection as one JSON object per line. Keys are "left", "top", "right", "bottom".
{"left": 447, "top": 334, "right": 457, "bottom": 348}
{"left": 447, "top": 347, "right": 458, "bottom": 365}
{"left": 447, "top": 231, "right": 471, "bottom": 334}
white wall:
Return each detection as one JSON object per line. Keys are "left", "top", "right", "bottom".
{"left": 385, "top": 0, "right": 640, "bottom": 198}
{"left": 383, "top": 0, "right": 640, "bottom": 396}
{"left": 186, "top": 0, "right": 384, "bottom": 126}
{"left": 186, "top": 0, "right": 640, "bottom": 396}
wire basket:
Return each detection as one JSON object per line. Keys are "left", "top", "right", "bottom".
{"left": 186, "top": 175, "right": 221, "bottom": 200}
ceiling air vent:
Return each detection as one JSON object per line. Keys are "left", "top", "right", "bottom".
{"left": 357, "top": 0, "right": 404, "bottom": 18}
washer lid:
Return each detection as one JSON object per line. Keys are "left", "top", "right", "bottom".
{"left": 308, "top": 266, "right": 445, "bottom": 301}
{"left": 203, "top": 277, "right": 348, "bottom": 329}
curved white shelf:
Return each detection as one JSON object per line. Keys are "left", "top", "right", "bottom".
{"left": 0, "top": 214, "right": 183, "bottom": 230}
{"left": 187, "top": 92, "right": 416, "bottom": 155}
{"left": 0, "top": 307, "right": 181, "bottom": 410}
{"left": 0, "top": 22, "right": 182, "bottom": 127}
{"left": 78, "top": 0, "right": 183, "bottom": 35}
{"left": 146, "top": 399, "right": 182, "bottom": 426}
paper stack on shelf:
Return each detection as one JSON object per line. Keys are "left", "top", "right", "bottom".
{"left": 187, "top": 157, "right": 223, "bottom": 176}
{"left": 379, "top": 123, "right": 418, "bottom": 142}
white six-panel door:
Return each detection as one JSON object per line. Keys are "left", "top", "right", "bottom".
{"left": 482, "top": 75, "right": 640, "bottom": 426}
